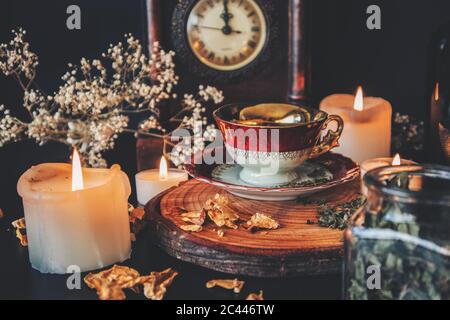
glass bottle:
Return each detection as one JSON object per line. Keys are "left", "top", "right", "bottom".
{"left": 428, "top": 21, "right": 450, "bottom": 164}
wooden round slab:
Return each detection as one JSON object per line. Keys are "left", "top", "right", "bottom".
{"left": 146, "top": 179, "right": 361, "bottom": 278}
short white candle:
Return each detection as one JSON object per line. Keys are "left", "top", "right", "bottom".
{"left": 360, "top": 154, "right": 417, "bottom": 194}
{"left": 360, "top": 154, "right": 417, "bottom": 178}
{"left": 135, "top": 156, "right": 188, "bottom": 206}
{"left": 17, "top": 149, "right": 131, "bottom": 274}
{"left": 320, "top": 87, "right": 392, "bottom": 163}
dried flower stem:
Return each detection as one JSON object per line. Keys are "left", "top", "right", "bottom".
{"left": 0, "top": 29, "right": 223, "bottom": 167}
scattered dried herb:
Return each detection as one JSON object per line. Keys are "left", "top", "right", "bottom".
{"left": 176, "top": 194, "right": 281, "bottom": 234}
{"left": 246, "top": 213, "right": 279, "bottom": 233}
{"left": 385, "top": 172, "right": 410, "bottom": 189}
{"left": 246, "top": 290, "right": 264, "bottom": 300}
{"left": 204, "top": 194, "right": 240, "bottom": 229}
{"left": 297, "top": 197, "right": 327, "bottom": 206}
{"left": 317, "top": 195, "right": 366, "bottom": 230}
{"left": 84, "top": 265, "right": 177, "bottom": 300}
{"left": 180, "top": 210, "right": 206, "bottom": 226}
{"left": 179, "top": 224, "right": 203, "bottom": 232}
{"left": 128, "top": 204, "right": 146, "bottom": 241}
{"left": 11, "top": 217, "right": 26, "bottom": 229}
{"left": 129, "top": 207, "right": 145, "bottom": 223}
{"left": 11, "top": 217, "right": 27, "bottom": 246}
{"left": 346, "top": 235, "right": 450, "bottom": 300}
{"left": 84, "top": 265, "right": 141, "bottom": 300}
{"left": 140, "top": 268, "right": 178, "bottom": 300}
{"left": 272, "top": 163, "right": 333, "bottom": 188}
{"left": 206, "top": 279, "right": 245, "bottom": 293}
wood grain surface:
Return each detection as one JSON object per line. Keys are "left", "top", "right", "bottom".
{"left": 146, "top": 179, "right": 361, "bottom": 277}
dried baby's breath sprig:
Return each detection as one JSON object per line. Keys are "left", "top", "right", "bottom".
{"left": 206, "top": 279, "right": 245, "bottom": 293}
{"left": 392, "top": 112, "right": 424, "bottom": 154}
{"left": 0, "top": 29, "right": 223, "bottom": 167}
{"left": 0, "top": 28, "right": 37, "bottom": 83}
{"left": 167, "top": 85, "right": 222, "bottom": 167}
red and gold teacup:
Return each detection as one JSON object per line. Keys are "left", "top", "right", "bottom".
{"left": 213, "top": 103, "right": 344, "bottom": 186}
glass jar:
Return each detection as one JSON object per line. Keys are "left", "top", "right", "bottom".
{"left": 344, "top": 164, "right": 450, "bottom": 300}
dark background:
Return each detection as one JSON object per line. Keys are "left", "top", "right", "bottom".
{"left": 1, "top": 0, "right": 450, "bottom": 216}
{"left": 0, "top": 0, "right": 449, "bottom": 299}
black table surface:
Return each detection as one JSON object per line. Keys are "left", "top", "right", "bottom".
{"left": 0, "top": 214, "right": 342, "bottom": 300}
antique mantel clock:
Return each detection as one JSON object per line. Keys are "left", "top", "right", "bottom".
{"left": 145, "top": 0, "right": 310, "bottom": 103}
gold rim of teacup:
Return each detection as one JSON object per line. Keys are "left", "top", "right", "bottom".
{"left": 213, "top": 102, "right": 329, "bottom": 129}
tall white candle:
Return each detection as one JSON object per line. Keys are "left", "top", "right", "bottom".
{"left": 135, "top": 157, "right": 188, "bottom": 206}
{"left": 320, "top": 87, "right": 392, "bottom": 163}
{"left": 17, "top": 150, "right": 131, "bottom": 274}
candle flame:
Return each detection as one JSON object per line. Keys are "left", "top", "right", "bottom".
{"left": 392, "top": 153, "right": 401, "bottom": 166}
{"left": 159, "top": 156, "right": 168, "bottom": 180}
{"left": 72, "top": 147, "right": 84, "bottom": 191}
{"left": 353, "top": 86, "right": 364, "bottom": 111}
{"left": 434, "top": 82, "right": 439, "bottom": 101}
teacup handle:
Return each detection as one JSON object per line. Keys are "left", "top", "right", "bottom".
{"left": 309, "top": 115, "right": 344, "bottom": 159}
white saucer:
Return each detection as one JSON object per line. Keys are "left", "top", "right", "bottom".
{"left": 185, "top": 151, "right": 360, "bottom": 201}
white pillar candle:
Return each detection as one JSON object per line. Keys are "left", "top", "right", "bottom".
{"left": 135, "top": 157, "right": 188, "bottom": 206}
{"left": 320, "top": 87, "right": 392, "bottom": 163}
{"left": 17, "top": 150, "right": 131, "bottom": 274}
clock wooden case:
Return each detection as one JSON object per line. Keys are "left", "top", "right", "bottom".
{"left": 145, "top": 0, "right": 310, "bottom": 103}
{"left": 138, "top": 0, "right": 310, "bottom": 171}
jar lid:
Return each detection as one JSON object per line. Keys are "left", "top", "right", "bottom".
{"left": 364, "top": 164, "right": 450, "bottom": 205}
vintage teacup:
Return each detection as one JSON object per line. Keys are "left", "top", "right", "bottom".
{"left": 213, "top": 103, "right": 344, "bottom": 187}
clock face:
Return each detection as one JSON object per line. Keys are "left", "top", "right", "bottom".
{"left": 186, "top": 0, "right": 267, "bottom": 71}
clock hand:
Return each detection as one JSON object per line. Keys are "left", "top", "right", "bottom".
{"left": 193, "top": 25, "right": 243, "bottom": 34}
{"left": 220, "top": 0, "right": 233, "bottom": 35}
